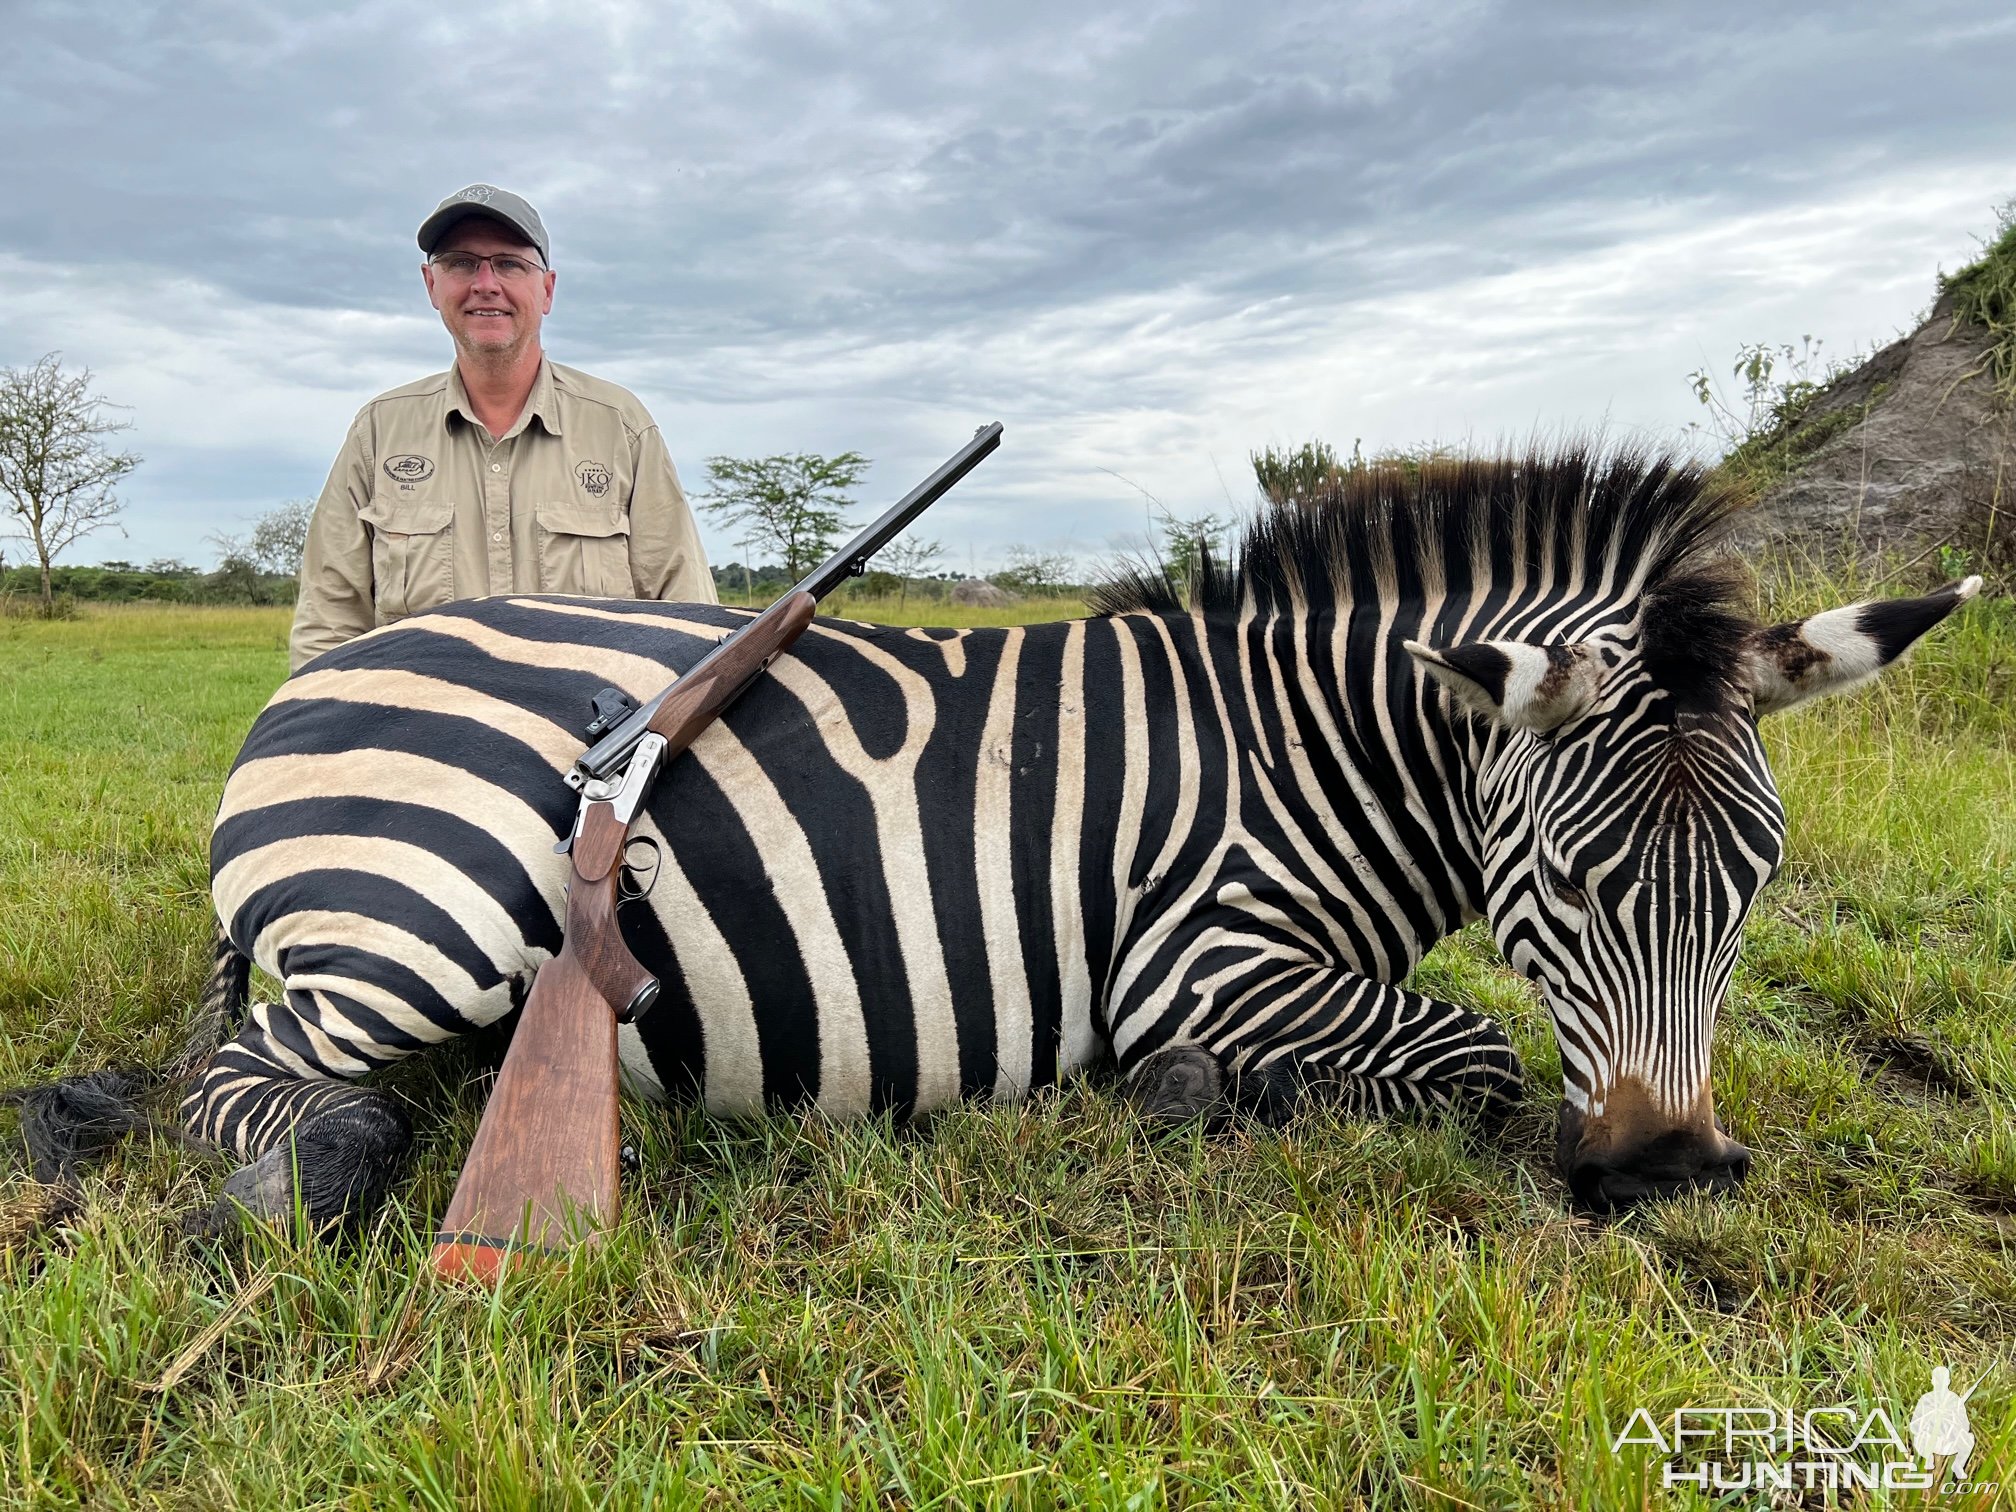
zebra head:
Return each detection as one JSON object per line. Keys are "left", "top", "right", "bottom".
{"left": 1407, "top": 574, "right": 1982, "bottom": 1211}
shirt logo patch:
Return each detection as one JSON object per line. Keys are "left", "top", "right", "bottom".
{"left": 575, "top": 460, "right": 613, "bottom": 498}
{"left": 383, "top": 454, "right": 436, "bottom": 486}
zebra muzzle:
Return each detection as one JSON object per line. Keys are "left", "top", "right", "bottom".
{"left": 1557, "top": 1093, "right": 1752, "bottom": 1213}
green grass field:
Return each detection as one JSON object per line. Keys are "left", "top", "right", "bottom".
{"left": 2, "top": 587, "right": 2012, "bottom": 1509}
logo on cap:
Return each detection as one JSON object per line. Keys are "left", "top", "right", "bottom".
{"left": 458, "top": 184, "right": 498, "bottom": 203}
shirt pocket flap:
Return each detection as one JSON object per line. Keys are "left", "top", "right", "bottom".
{"left": 534, "top": 501, "right": 631, "bottom": 538}
{"left": 359, "top": 498, "right": 455, "bottom": 536}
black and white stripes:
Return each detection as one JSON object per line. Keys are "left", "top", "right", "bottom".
{"left": 175, "top": 445, "right": 1979, "bottom": 1216}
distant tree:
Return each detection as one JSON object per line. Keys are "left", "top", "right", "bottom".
{"left": 875, "top": 535, "right": 944, "bottom": 611}
{"left": 1251, "top": 439, "right": 1343, "bottom": 506}
{"left": 1253, "top": 437, "right": 1469, "bottom": 504}
{"left": 989, "top": 546, "right": 1075, "bottom": 597}
{"left": 0, "top": 354, "right": 140, "bottom": 614}
{"left": 212, "top": 498, "right": 314, "bottom": 577}
{"left": 1357, "top": 439, "right": 1463, "bottom": 481}
{"left": 254, "top": 499, "right": 315, "bottom": 576}
{"left": 1156, "top": 510, "right": 1229, "bottom": 600}
{"left": 202, "top": 553, "right": 271, "bottom": 605}
{"left": 699, "top": 451, "right": 869, "bottom": 579}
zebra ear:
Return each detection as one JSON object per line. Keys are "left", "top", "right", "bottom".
{"left": 1405, "top": 638, "right": 1603, "bottom": 733}
{"left": 1745, "top": 576, "right": 1982, "bottom": 717}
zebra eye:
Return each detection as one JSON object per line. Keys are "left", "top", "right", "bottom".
{"left": 1541, "top": 861, "right": 1587, "bottom": 909}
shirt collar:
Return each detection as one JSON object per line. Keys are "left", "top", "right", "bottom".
{"left": 442, "top": 358, "right": 563, "bottom": 440}
{"left": 521, "top": 360, "right": 562, "bottom": 437}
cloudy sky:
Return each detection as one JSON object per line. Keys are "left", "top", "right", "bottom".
{"left": 4, "top": 0, "right": 2012, "bottom": 575}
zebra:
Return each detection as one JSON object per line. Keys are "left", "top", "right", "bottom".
{"left": 13, "top": 445, "right": 1979, "bottom": 1226}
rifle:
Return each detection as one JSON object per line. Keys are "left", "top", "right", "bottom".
{"left": 432, "top": 422, "right": 1003, "bottom": 1282}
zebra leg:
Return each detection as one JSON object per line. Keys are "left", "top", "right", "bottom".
{"left": 1242, "top": 983, "right": 1524, "bottom": 1123}
{"left": 1124, "top": 966, "right": 1524, "bottom": 1127}
{"left": 179, "top": 997, "right": 413, "bottom": 1232}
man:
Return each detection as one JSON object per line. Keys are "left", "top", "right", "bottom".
{"left": 290, "top": 184, "right": 715, "bottom": 671}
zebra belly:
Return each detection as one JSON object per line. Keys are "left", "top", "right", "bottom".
{"left": 616, "top": 982, "right": 1109, "bottom": 1122}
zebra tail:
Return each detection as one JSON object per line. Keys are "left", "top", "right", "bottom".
{"left": 169, "top": 924, "right": 253, "bottom": 1080}
{"left": 4, "top": 924, "right": 249, "bottom": 1186}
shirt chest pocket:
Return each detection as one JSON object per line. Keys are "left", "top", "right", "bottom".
{"left": 534, "top": 501, "right": 632, "bottom": 598}
{"left": 358, "top": 497, "right": 455, "bottom": 623}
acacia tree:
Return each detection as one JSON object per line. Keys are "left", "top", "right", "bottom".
{"left": 1250, "top": 439, "right": 1342, "bottom": 506}
{"left": 247, "top": 497, "right": 315, "bottom": 576}
{"left": 1157, "top": 509, "right": 1229, "bottom": 600}
{"left": 875, "top": 535, "right": 944, "bottom": 610}
{"left": 212, "top": 498, "right": 315, "bottom": 576}
{"left": 698, "top": 451, "right": 869, "bottom": 580}
{"left": 988, "top": 546, "right": 1075, "bottom": 597}
{"left": 0, "top": 354, "right": 140, "bottom": 613}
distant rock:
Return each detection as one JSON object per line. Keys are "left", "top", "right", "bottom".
{"left": 952, "top": 579, "right": 1012, "bottom": 607}
{"left": 1735, "top": 287, "right": 2013, "bottom": 573}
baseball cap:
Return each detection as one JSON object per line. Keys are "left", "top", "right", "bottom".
{"left": 417, "top": 184, "right": 550, "bottom": 264}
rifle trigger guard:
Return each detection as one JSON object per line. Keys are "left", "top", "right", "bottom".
{"left": 618, "top": 835, "right": 662, "bottom": 904}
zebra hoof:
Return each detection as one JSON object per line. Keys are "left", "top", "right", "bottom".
{"left": 224, "top": 1145, "right": 301, "bottom": 1221}
{"left": 1128, "top": 1045, "right": 1227, "bottom": 1124}
{"left": 182, "top": 1147, "right": 296, "bottom": 1239}
{"left": 187, "top": 1097, "right": 413, "bottom": 1237}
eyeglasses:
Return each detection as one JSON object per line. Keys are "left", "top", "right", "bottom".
{"left": 429, "top": 251, "right": 547, "bottom": 282}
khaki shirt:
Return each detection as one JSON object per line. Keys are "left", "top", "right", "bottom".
{"left": 291, "top": 359, "right": 716, "bottom": 671}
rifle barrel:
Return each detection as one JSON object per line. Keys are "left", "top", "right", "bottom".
{"left": 571, "top": 422, "right": 1001, "bottom": 787}
{"left": 797, "top": 421, "right": 1002, "bottom": 600}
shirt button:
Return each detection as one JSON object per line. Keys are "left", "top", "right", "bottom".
{"left": 493, "top": 532, "right": 503, "bottom": 542}
{"left": 491, "top": 463, "right": 502, "bottom": 473}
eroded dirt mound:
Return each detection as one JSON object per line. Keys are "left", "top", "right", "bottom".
{"left": 1735, "top": 287, "right": 2013, "bottom": 578}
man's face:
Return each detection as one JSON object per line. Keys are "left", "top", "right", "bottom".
{"left": 421, "top": 215, "right": 556, "bottom": 361}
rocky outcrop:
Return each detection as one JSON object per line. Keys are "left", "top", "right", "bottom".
{"left": 1734, "top": 289, "right": 2013, "bottom": 574}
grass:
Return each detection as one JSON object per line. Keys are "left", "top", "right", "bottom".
{"left": 3, "top": 590, "right": 2014, "bottom": 1508}
{"left": 1943, "top": 207, "right": 2016, "bottom": 406}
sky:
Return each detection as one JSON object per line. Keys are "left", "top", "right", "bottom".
{"left": 3, "top": 0, "right": 2012, "bottom": 577}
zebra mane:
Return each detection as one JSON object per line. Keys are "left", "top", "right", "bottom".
{"left": 1090, "top": 442, "right": 1757, "bottom": 705}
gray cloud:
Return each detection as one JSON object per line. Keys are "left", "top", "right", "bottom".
{"left": 2, "top": 0, "right": 2011, "bottom": 570}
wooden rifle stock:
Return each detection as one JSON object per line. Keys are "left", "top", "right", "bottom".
{"left": 431, "top": 591, "right": 819, "bottom": 1281}
{"left": 429, "top": 419, "right": 1000, "bottom": 1282}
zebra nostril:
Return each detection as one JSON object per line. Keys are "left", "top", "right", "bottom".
{"left": 1717, "top": 1140, "right": 1752, "bottom": 1188}
{"left": 1566, "top": 1160, "right": 1623, "bottom": 1214}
